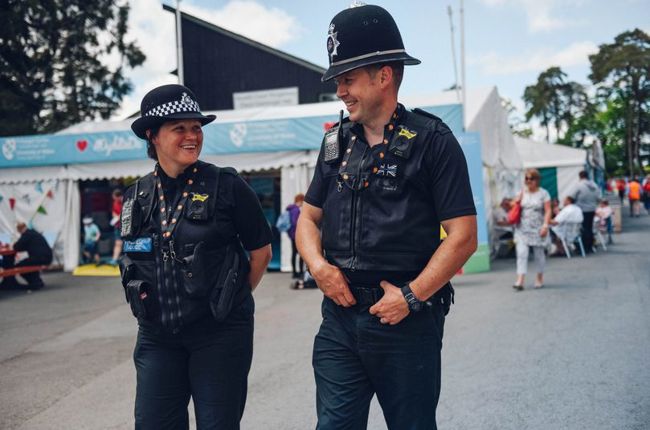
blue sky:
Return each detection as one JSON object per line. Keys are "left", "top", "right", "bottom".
{"left": 121, "top": 0, "right": 650, "bottom": 126}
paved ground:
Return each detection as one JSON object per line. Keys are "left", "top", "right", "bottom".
{"left": 1, "top": 210, "right": 648, "bottom": 430}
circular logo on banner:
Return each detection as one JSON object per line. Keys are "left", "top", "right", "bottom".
{"left": 2, "top": 139, "right": 16, "bottom": 160}
{"left": 229, "top": 123, "right": 247, "bottom": 148}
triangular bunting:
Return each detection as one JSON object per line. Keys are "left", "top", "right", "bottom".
{"left": 37, "top": 205, "right": 47, "bottom": 215}
{"left": 9, "top": 198, "right": 15, "bottom": 210}
{"left": 46, "top": 190, "right": 54, "bottom": 199}
{"left": 35, "top": 182, "right": 43, "bottom": 193}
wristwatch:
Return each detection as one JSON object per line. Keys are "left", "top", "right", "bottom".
{"left": 401, "top": 283, "right": 423, "bottom": 312}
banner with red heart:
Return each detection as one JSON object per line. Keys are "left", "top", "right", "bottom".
{"left": 76, "top": 139, "right": 88, "bottom": 152}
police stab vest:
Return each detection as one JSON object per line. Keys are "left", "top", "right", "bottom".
{"left": 320, "top": 109, "right": 448, "bottom": 272}
{"left": 118, "top": 161, "right": 249, "bottom": 331}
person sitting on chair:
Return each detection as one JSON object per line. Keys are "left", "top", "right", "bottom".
{"left": 7, "top": 222, "right": 53, "bottom": 289}
{"left": 549, "top": 196, "right": 583, "bottom": 255}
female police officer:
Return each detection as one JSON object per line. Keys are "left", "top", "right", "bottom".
{"left": 121, "top": 84, "right": 272, "bottom": 429}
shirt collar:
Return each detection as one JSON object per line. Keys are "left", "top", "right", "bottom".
{"left": 350, "top": 103, "right": 405, "bottom": 144}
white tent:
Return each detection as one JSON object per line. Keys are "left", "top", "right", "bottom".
{"left": 514, "top": 136, "right": 587, "bottom": 202}
{"left": 1, "top": 87, "right": 519, "bottom": 270}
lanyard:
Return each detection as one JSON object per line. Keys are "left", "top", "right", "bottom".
{"left": 153, "top": 164, "right": 198, "bottom": 240}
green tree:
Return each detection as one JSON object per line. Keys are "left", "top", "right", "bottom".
{"left": 523, "top": 67, "right": 563, "bottom": 143}
{"left": 523, "top": 67, "right": 589, "bottom": 144}
{"left": 0, "top": 0, "right": 145, "bottom": 137}
{"left": 589, "top": 29, "right": 650, "bottom": 175}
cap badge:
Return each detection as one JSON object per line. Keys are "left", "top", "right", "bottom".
{"left": 327, "top": 23, "right": 340, "bottom": 61}
{"left": 181, "top": 92, "right": 194, "bottom": 105}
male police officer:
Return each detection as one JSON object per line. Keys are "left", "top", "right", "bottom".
{"left": 296, "top": 4, "right": 478, "bottom": 429}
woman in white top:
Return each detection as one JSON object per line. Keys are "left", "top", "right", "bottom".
{"left": 513, "top": 168, "right": 552, "bottom": 290}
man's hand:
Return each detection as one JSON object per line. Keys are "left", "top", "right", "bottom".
{"left": 311, "top": 262, "right": 356, "bottom": 307}
{"left": 369, "top": 281, "right": 410, "bottom": 325}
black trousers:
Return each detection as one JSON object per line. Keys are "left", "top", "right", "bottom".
{"left": 133, "top": 293, "right": 254, "bottom": 430}
{"left": 582, "top": 211, "right": 595, "bottom": 252}
{"left": 313, "top": 296, "right": 445, "bottom": 430}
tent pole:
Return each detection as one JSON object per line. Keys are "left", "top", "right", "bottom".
{"left": 175, "top": 0, "right": 184, "bottom": 85}
{"left": 460, "top": 0, "right": 466, "bottom": 131}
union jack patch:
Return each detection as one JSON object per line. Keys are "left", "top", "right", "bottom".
{"left": 377, "top": 164, "right": 397, "bottom": 177}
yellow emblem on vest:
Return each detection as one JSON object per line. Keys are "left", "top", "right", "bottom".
{"left": 398, "top": 128, "right": 417, "bottom": 140}
{"left": 191, "top": 193, "right": 209, "bottom": 202}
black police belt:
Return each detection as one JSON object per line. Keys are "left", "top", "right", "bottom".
{"left": 349, "top": 283, "right": 453, "bottom": 307}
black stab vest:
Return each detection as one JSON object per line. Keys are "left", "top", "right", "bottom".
{"left": 320, "top": 109, "right": 446, "bottom": 272}
{"left": 121, "top": 161, "right": 245, "bottom": 332}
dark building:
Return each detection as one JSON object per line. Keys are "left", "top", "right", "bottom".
{"left": 163, "top": 4, "right": 336, "bottom": 111}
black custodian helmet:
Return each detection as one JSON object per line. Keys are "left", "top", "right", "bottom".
{"left": 322, "top": 3, "right": 420, "bottom": 82}
{"left": 131, "top": 84, "right": 216, "bottom": 139}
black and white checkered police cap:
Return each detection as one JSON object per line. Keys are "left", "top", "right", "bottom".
{"left": 131, "top": 84, "right": 216, "bottom": 139}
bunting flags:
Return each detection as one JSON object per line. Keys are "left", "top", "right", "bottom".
{"left": 9, "top": 198, "right": 15, "bottom": 210}
{"left": 46, "top": 190, "right": 54, "bottom": 199}
{"left": 35, "top": 182, "right": 43, "bottom": 193}
{"left": 37, "top": 205, "right": 47, "bottom": 215}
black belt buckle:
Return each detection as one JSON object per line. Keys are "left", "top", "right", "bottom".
{"left": 349, "top": 286, "right": 384, "bottom": 305}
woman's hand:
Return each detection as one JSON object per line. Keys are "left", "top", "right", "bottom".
{"left": 540, "top": 225, "right": 549, "bottom": 237}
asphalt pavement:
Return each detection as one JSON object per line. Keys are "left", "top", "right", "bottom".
{"left": 1, "top": 210, "right": 648, "bottom": 430}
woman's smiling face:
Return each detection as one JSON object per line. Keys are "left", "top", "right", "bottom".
{"left": 151, "top": 119, "right": 203, "bottom": 175}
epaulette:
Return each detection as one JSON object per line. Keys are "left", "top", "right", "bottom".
{"left": 410, "top": 108, "right": 452, "bottom": 135}
{"left": 220, "top": 166, "right": 238, "bottom": 176}
{"left": 411, "top": 107, "right": 443, "bottom": 122}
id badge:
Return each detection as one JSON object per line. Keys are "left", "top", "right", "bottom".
{"left": 123, "top": 237, "right": 153, "bottom": 253}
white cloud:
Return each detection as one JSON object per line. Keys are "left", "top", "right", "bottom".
{"left": 479, "top": 0, "right": 584, "bottom": 32}
{"left": 470, "top": 41, "right": 599, "bottom": 75}
{"left": 182, "top": 0, "right": 302, "bottom": 48}
{"left": 113, "top": 0, "right": 301, "bottom": 119}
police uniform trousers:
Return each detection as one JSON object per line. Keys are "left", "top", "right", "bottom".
{"left": 313, "top": 293, "right": 446, "bottom": 430}
{"left": 133, "top": 292, "right": 254, "bottom": 430}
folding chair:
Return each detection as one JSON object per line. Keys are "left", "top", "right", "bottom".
{"left": 559, "top": 222, "right": 586, "bottom": 259}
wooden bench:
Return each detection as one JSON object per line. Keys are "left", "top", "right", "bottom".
{"left": 0, "top": 265, "right": 48, "bottom": 278}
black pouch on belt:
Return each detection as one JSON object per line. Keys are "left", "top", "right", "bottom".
{"left": 125, "top": 280, "right": 151, "bottom": 319}
{"left": 181, "top": 241, "right": 219, "bottom": 298}
{"left": 435, "top": 282, "right": 455, "bottom": 316}
{"left": 209, "top": 243, "right": 247, "bottom": 322}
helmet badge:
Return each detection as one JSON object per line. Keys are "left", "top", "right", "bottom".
{"left": 327, "top": 23, "right": 340, "bottom": 62}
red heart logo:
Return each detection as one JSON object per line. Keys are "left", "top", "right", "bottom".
{"left": 76, "top": 140, "right": 88, "bottom": 152}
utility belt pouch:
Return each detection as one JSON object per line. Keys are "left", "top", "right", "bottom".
{"left": 210, "top": 243, "right": 248, "bottom": 322}
{"left": 435, "top": 282, "right": 455, "bottom": 316}
{"left": 125, "top": 280, "right": 150, "bottom": 319}
{"left": 118, "top": 255, "right": 136, "bottom": 303}
{"left": 181, "top": 241, "right": 219, "bottom": 297}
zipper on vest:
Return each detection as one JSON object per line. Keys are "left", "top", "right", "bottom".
{"left": 350, "top": 145, "right": 369, "bottom": 271}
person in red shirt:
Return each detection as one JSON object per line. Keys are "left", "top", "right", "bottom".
{"left": 616, "top": 178, "right": 626, "bottom": 206}
{"left": 109, "top": 189, "right": 123, "bottom": 265}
